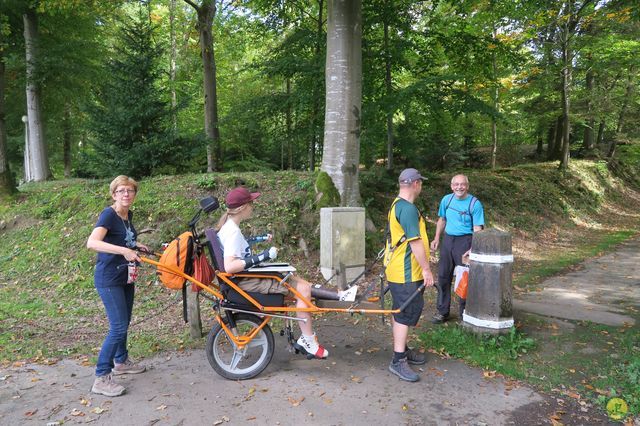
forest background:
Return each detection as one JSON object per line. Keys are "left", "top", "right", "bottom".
{"left": 0, "top": 0, "right": 638, "bottom": 190}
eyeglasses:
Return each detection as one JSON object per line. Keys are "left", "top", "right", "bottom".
{"left": 115, "top": 189, "right": 136, "bottom": 195}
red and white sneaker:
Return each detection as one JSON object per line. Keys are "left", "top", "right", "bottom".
{"left": 294, "top": 334, "right": 329, "bottom": 359}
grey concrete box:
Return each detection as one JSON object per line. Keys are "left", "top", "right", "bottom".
{"left": 320, "top": 207, "right": 365, "bottom": 289}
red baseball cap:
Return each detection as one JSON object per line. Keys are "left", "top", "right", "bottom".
{"left": 225, "top": 187, "right": 261, "bottom": 208}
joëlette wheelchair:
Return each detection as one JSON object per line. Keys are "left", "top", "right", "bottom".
{"left": 141, "top": 196, "right": 424, "bottom": 380}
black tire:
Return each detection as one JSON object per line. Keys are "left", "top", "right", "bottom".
{"left": 205, "top": 313, "right": 275, "bottom": 380}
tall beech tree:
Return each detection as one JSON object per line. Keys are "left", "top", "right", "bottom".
{"left": 183, "top": 0, "right": 221, "bottom": 172}
{"left": 23, "top": 8, "right": 50, "bottom": 181}
{"left": 322, "top": 0, "right": 362, "bottom": 206}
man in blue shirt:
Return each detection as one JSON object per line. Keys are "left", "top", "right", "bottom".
{"left": 430, "top": 174, "right": 484, "bottom": 324}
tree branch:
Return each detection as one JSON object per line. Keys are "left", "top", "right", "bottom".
{"left": 182, "top": 0, "right": 199, "bottom": 11}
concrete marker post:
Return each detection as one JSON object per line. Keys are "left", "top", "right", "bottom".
{"left": 463, "top": 229, "right": 514, "bottom": 335}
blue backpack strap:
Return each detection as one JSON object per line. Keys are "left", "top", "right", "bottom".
{"left": 468, "top": 196, "right": 477, "bottom": 229}
{"left": 444, "top": 193, "right": 455, "bottom": 212}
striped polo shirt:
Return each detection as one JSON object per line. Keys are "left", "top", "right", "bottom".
{"left": 384, "top": 197, "right": 430, "bottom": 284}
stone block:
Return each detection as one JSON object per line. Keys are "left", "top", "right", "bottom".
{"left": 320, "top": 207, "right": 365, "bottom": 289}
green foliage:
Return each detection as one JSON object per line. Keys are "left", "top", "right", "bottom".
{"left": 314, "top": 171, "right": 340, "bottom": 208}
{"left": 3, "top": 0, "right": 639, "bottom": 177}
{"left": 419, "top": 325, "right": 536, "bottom": 372}
{"left": 610, "top": 144, "right": 640, "bottom": 187}
{"left": 80, "top": 5, "right": 179, "bottom": 178}
{"left": 195, "top": 175, "right": 217, "bottom": 191}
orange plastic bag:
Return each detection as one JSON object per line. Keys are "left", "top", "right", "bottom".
{"left": 454, "top": 266, "right": 469, "bottom": 299}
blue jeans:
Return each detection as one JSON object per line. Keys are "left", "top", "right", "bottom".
{"left": 95, "top": 285, "right": 135, "bottom": 377}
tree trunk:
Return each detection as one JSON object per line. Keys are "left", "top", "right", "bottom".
{"left": 464, "top": 115, "right": 473, "bottom": 167}
{"left": 536, "top": 130, "right": 544, "bottom": 157}
{"left": 63, "top": 104, "right": 72, "bottom": 178}
{"left": 188, "top": 0, "right": 221, "bottom": 172}
{"left": 309, "top": 0, "right": 324, "bottom": 172}
{"left": 554, "top": 116, "right": 563, "bottom": 160}
{"left": 596, "top": 120, "right": 605, "bottom": 146}
{"left": 0, "top": 51, "right": 16, "bottom": 196}
{"left": 546, "top": 122, "right": 556, "bottom": 160}
{"left": 23, "top": 10, "right": 51, "bottom": 182}
{"left": 23, "top": 116, "right": 31, "bottom": 181}
{"left": 286, "top": 78, "right": 292, "bottom": 169}
{"left": 559, "top": 39, "right": 571, "bottom": 170}
{"left": 608, "top": 68, "right": 634, "bottom": 159}
{"left": 170, "top": 0, "right": 178, "bottom": 133}
{"left": 322, "top": 0, "right": 362, "bottom": 207}
{"left": 583, "top": 66, "right": 594, "bottom": 151}
{"left": 383, "top": 7, "right": 393, "bottom": 171}
{"left": 490, "top": 27, "right": 499, "bottom": 169}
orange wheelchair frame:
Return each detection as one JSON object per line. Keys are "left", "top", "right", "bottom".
{"left": 140, "top": 197, "right": 419, "bottom": 380}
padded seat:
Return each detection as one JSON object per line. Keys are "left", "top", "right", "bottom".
{"left": 204, "top": 228, "right": 287, "bottom": 308}
{"left": 224, "top": 289, "right": 285, "bottom": 308}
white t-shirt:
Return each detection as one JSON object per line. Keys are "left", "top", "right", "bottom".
{"left": 218, "top": 219, "right": 251, "bottom": 260}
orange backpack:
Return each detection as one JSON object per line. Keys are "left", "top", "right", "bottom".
{"left": 157, "top": 231, "right": 194, "bottom": 290}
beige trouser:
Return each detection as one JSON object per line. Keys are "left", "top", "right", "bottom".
{"left": 234, "top": 275, "right": 296, "bottom": 296}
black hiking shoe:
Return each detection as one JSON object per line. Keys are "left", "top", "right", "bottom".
{"left": 406, "top": 348, "right": 426, "bottom": 365}
{"left": 389, "top": 357, "right": 419, "bottom": 382}
{"left": 431, "top": 313, "right": 449, "bottom": 324}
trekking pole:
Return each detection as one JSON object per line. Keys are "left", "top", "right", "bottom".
{"left": 397, "top": 283, "right": 427, "bottom": 313}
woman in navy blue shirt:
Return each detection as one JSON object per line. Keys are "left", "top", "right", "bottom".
{"left": 87, "top": 175, "right": 149, "bottom": 397}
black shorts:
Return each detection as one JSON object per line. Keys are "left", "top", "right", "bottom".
{"left": 389, "top": 280, "right": 425, "bottom": 326}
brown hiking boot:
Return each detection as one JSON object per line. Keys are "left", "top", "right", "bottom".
{"left": 91, "top": 374, "right": 125, "bottom": 397}
{"left": 113, "top": 358, "right": 146, "bottom": 375}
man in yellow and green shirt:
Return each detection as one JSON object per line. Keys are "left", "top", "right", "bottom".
{"left": 385, "top": 168, "right": 435, "bottom": 382}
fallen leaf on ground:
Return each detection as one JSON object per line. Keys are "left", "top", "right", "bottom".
{"left": 287, "top": 396, "right": 305, "bottom": 407}
{"left": 483, "top": 371, "right": 497, "bottom": 378}
{"left": 70, "top": 408, "right": 85, "bottom": 416}
{"left": 24, "top": 410, "right": 37, "bottom": 417}
{"left": 156, "top": 404, "right": 167, "bottom": 410}
{"left": 428, "top": 368, "right": 444, "bottom": 377}
{"left": 351, "top": 376, "right": 362, "bottom": 383}
{"left": 90, "top": 407, "right": 107, "bottom": 414}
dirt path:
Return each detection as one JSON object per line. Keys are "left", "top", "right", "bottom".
{"left": 1, "top": 311, "right": 610, "bottom": 426}
{"left": 514, "top": 237, "right": 640, "bottom": 326}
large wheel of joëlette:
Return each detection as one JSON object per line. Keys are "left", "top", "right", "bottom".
{"left": 205, "top": 313, "right": 275, "bottom": 380}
